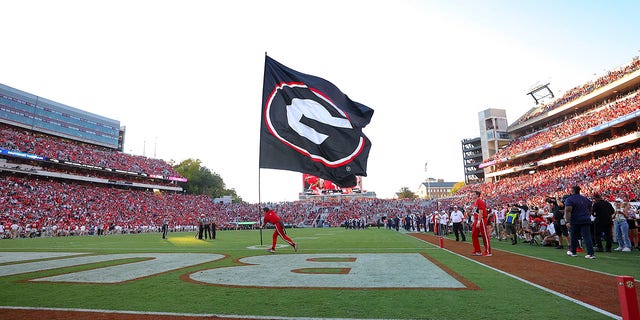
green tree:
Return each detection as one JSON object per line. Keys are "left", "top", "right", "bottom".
{"left": 397, "top": 187, "right": 417, "bottom": 199}
{"left": 173, "top": 158, "right": 243, "bottom": 202}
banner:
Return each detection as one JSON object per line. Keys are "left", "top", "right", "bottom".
{"left": 260, "top": 56, "right": 373, "bottom": 187}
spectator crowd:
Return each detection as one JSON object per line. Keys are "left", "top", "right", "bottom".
{"left": 2, "top": 56, "right": 640, "bottom": 254}
{"left": 1, "top": 123, "right": 182, "bottom": 179}
{"left": 0, "top": 174, "right": 429, "bottom": 239}
{"left": 512, "top": 56, "right": 640, "bottom": 125}
{"left": 486, "top": 88, "right": 640, "bottom": 164}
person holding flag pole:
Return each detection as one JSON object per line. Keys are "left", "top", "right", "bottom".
{"left": 260, "top": 207, "right": 297, "bottom": 253}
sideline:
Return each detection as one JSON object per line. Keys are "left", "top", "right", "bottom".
{"left": 0, "top": 306, "right": 396, "bottom": 320}
{"left": 410, "top": 234, "right": 620, "bottom": 320}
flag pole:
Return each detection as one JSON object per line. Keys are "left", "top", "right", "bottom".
{"left": 257, "top": 52, "right": 268, "bottom": 246}
{"left": 258, "top": 169, "right": 263, "bottom": 246}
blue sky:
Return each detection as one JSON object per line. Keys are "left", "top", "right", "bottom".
{"left": 1, "top": 0, "right": 639, "bottom": 203}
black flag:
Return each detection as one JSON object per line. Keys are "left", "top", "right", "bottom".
{"left": 260, "top": 56, "right": 373, "bottom": 187}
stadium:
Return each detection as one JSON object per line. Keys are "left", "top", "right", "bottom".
{"left": 0, "top": 52, "right": 640, "bottom": 319}
{"left": 2, "top": 54, "right": 640, "bottom": 320}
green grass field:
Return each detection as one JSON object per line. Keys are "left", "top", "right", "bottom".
{"left": 1, "top": 228, "right": 637, "bottom": 320}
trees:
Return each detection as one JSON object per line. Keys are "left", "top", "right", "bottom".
{"left": 451, "top": 181, "right": 465, "bottom": 195}
{"left": 397, "top": 187, "right": 417, "bottom": 199}
{"left": 173, "top": 158, "right": 243, "bottom": 202}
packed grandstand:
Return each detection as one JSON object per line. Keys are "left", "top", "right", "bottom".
{"left": 1, "top": 55, "right": 640, "bottom": 240}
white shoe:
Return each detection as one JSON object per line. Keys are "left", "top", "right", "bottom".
{"left": 622, "top": 247, "right": 631, "bottom": 252}
{"left": 585, "top": 255, "right": 596, "bottom": 259}
{"left": 566, "top": 250, "right": 577, "bottom": 257}
{"left": 614, "top": 247, "right": 623, "bottom": 251}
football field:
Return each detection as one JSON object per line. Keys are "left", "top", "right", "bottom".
{"left": 1, "top": 227, "right": 637, "bottom": 319}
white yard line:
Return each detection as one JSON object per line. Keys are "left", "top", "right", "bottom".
{"left": 0, "top": 306, "right": 398, "bottom": 320}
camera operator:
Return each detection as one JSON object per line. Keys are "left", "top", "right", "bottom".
{"left": 548, "top": 196, "right": 568, "bottom": 249}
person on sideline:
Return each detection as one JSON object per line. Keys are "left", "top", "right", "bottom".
{"left": 495, "top": 205, "right": 506, "bottom": 241}
{"left": 471, "top": 191, "right": 492, "bottom": 256}
{"left": 564, "top": 186, "right": 595, "bottom": 259}
{"left": 197, "top": 214, "right": 205, "bottom": 240}
{"left": 161, "top": 215, "right": 169, "bottom": 240}
{"left": 260, "top": 207, "right": 297, "bottom": 253}
{"left": 591, "top": 194, "right": 613, "bottom": 252}
{"left": 625, "top": 202, "right": 638, "bottom": 250}
{"left": 613, "top": 198, "right": 632, "bottom": 252}
{"left": 203, "top": 214, "right": 212, "bottom": 240}
{"left": 550, "top": 196, "right": 569, "bottom": 249}
{"left": 505, "top": 204, "right": 519, "bottom": 245}
{"left": 210, "top": 218, "right": 216, "bottom": 240}
{"left": 450, "top": 205, "right": 466, "bottom": 242}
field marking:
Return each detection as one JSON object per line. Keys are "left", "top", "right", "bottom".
{"left": 0, "top": 306, "right": 393, "bottom": 320}
{"left": 3, "top": 251, "right": 463, "bottom": 288}
{"left": 0, "top": 253, "right": 224, "bottom": 283}
{"left": 413, "top": 237, "right": 621, "bottom": 319}
{"left": 190, "top": 253, "right": 465, "bottom": 288}
{"left": 0, "top": 252, "right": 82, "bottom": 264}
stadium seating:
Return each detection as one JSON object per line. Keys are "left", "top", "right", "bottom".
{"left": 0, "top": 123, "right": 181, "bottom": 178}
{"left": 513, "top": 56, "right": 640, "bottom": 125}
{"left": 2, "top": 56, "right": 640, "bottom": 241}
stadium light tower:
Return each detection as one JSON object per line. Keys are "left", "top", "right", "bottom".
{"left": 526, "top": 82, "right": 554, "bottom": 105}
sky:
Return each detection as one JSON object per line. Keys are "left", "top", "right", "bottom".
{"left": 2, "top": 0, "right": 640, "bottom": 203}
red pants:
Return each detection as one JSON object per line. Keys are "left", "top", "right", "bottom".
{"left": 472, "top": 219, "right": 492, "bottom": 254}
{"left": 271, "top": 223, "right": 295, "bottom": 249}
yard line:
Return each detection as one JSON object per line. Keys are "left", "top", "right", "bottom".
{"left": 0, "top": 306, "right": 400, "bottom": 320}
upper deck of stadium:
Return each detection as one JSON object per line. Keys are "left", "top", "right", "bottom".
{"left": 509, "top": 56, "right": 640, "bottom": 135}
{"left": 479, "top": 56, "right": 640, "bottom": 181}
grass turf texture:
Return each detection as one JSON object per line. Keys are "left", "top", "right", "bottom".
{"left": 1, "top": 228, "right": 637, "bottom": 320}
